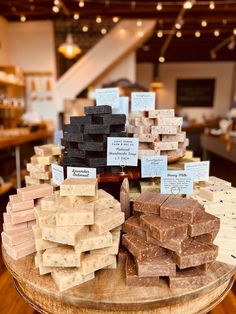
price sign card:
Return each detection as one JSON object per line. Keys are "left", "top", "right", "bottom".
{"left": 67, "top": 167, "right": 96, "bottom": 179}
{"left": 51, "top": 164, "right": 64, "bottom": 185}
{"left": 161, "top": 170, "right": 193, "bottom": 195}
{"left": 107, "top": 137, "right": 139, "bottom": 166}
{"left": 131, "top": 92, "right": 155, "bottom": 112}
{"left": 184, "top": 161, "right": 210, "bottom": 182}
{"left": 141, "top": 156, "right": 167, "bottom": 178}
{"left": 112, "top": 96, "right": 129, "bottom": 118}
{"left": 54, "top": 130, "right": 63, "bottom": 147}
{"left": 95, "top": 87, "right": 120, "bottom": 109}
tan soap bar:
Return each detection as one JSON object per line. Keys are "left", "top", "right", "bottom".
{"left": 35, "top": 252, "right": 54, "bottom": 275}
{"left": 199, "top": 185, "right": 236, "bottom": 202}
{"left": 35, "top": 206, "right": 56, "bottom": 226}
{"left": 162, "top": 132, "right": 186, "bottom": 143}
{"left": 90, "top": 231, "right": 120, "bottom": 255}
{"left": 17, "top": 183, "right": 53, "bottom": 201}
{"left": 26, "top": 163, "right": 49, "bottom": 173}
{"left": 207, "top": 176, "right": 232, "bottom": 187}
{"left": 1, "top": 229, "right": 33, "bottom": 246}
{"left": 51, "top": 268, "right": 95, "bottom": 292}
{"left": 25, "top": 175, "right": 40, "bottom": 186}
{"left": 156, "top": 117, "right": 183, "bottom": 126}
{"left": 34, "top": 144, "right": 61, "bottom": 156}
{"left": 42, "top": 222, "right": 89, "bottom": 246}
{"left": 10, "top": 208, "right": 35, "bottom": 224}
{"left": 2, "top": 237, "right": 36, "bottom": 260}
{"left": 56, "top": 203, "right": 94, "bottom": 226}
{"left": 60, "top": 178, "right": 97, "bottom": 196}
{"left": 151, "top": 141, "right": 178, "bottom": 151}
{"left": 138, "top": 149, "right": 156, "bottom": 159}
{"left": 43, "top": 246, "right": 82, "bottom": 267}
{"left": 94, "top": 189, "right": 114, "bottom": 211}
{"left": 35, "top": 238, "right": 59, "bottom": 251}
{"left": 151, "top": 125, "right": 178, "bottom": 135}
{"left": 134, "top": 133, "right": 158, "bottom": 143}
{"left": 148, "top": 109, "right": 175, "bottom": 118}
{"left": 30, "top": 171, "right": 51, "bottom": 180}
{"left": 9, "top": 196, "right": 34, "bottom": 212}
{"left": 34, "top": 155, "right": 57, "bottom": 165}
{"left": 75, "top": 231, "right": 112, "bottom": 253}
{"left": 40, "top": 195, "right": 57, "bottom": 212}
{"left": 82, "top": 253, "right": 116, "bottom": 275}
{"left": 91, "top": 209, "right": 124, "bottom": 235}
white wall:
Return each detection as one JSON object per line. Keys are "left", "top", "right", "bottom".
{"left": 136, "top": 62, "right": 153, "bottom": 88}
{"left": 158, "top": 62, "right": 235, "bottom": 121}
{"left": 0, "top": 16, "right": 10, "bottom": 64}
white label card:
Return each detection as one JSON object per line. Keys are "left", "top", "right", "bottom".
{"left": 67, "top": 167, "right": 96, "bottom": 179}
{"left": 51, "top": 164, "right": 64, "bottom": 185}
{"left": 112, "top": 96, "right": 129, "bottom": 118}
{"left": 107, "top": 137, "right": 139, "bottom": 166}
{"left": 95, "top": 87, "right": 120, "bottom": 109}
{"left": 161, "top": 170, "right": 194, "bottom": 195}
{"left": 54, "top": 130, "right": 63, "bottom": 147}
{"left": 141, "top": 156, "right": 167, "bottom": 178}
{"left": 131, "top": 92, "right": 155, "bottom": 112}
{"left": 184, "top": 161, "right": 210, "bottom": 182}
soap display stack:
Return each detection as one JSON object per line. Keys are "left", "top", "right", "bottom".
{"left": 190, "top": 177, "right": 236, "bottom": 265}
{"left": 1, "top": 184, "right": 53, "bottom": 260}
{"left": 127, "top": 109, "right": 189, "bottom": 159}
{"left": 62, "top": 105, "right": 126, "bottom": 174}
{"left": 26, "top": 144, "right": 62, "bottom": 186}
{"left": 122, "top": 192, "right": 220, "bottom": 288}
{"left": 33, "top": 178, "right": 125, "bottom": 292}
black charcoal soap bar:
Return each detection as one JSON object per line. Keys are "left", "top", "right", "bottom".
{"left": 62, "top": 124, "right": 83, "bottom": 133}
{"left": 66, "top": 149, "right": 86, "bottom": 159}
{"left": 78, "top": 142, "right": 106, "bottom": 151}
{"left": 93, "top": 114, "right": 126, "bottom": 125}
{"left": 87, "top": 157, "right": 107, "bottom": 167}
{"left": 84, "top": 124, "right": 110, "bottom": 134}
{"left": 63, "top": 133, "right": 84, "bottom": 142}
{"left": 70, "top": 115, "right": 92, "bottom": 125}
{"left": 84, "top": 105, "right": 112, "bottom": 115}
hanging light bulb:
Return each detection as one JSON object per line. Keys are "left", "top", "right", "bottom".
{"left": 73, "top": 13, "right": 80, "bottom": 20}
{"left": 156, "top": 2, "right": 162, "bottom": 11}
{"left": 137, "top": 30, "right": 144, "bottom": 37}
{"left": 137, "top": 20, "right": 142, "bottom": 27}
{"left": 58, "top": 33, "right": 81, "bottom": 59}
{"left": 101, "top": 28, "right": 107, "bottom": 35}
{"left": 159, "top": 56, "right": 165, "bottom": 63}
{"left": 209, "top": 1, "right": 215, "bottom": 10}
{"left": 157, "top": 30, "right": 163, "bottom": 38}
{"left": 20, "top": 15, "right": 26, "bottom": 22}
{"left": 233, "top": 28, "right": 236, "bottom": 35}
{"left": 82, "top": 25, "right": 88, "bottom": 32}
{"left": 175, "top": 22, "right": 182, "bottom": 29}
{"left": 201, "top": 20, "right": 207, "bottom": 27}
{"left": 183, "top": 1, "right": 194, "bottom": 9}
{"left": 54, "top": 0, "right": 60, "bottom": 5}
{"left": 176, "top": 31, "right": 182, "bottom": 38}
{"left": 52, "top": 5, "right": 59, "bottom": 13}
{"left": 96, "top": 16, "right": 102, "bottom": 23}
{"left": 119, "top": 28, "right": 126, "bottom": 35}
{"left": 214, "top": 29, "right": 220, "bottom": 37}
{"left": 228, "top": 37, "right": 235, "bottom": 50}
{"left": 78, "top": 1, "right": 85, "bottom": 7}
{"left": 113, "top": 16, "right": 119, "bottom": 23}
{"left": 195, "top": 30, "right": 201, "bottom": 38}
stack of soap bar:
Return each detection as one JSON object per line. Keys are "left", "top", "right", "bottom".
{"left": 33, "top": 178, "right": 124, "bottom": 292}
{"left": 127, "top": 109, "right": 188, "bottom": 159}
{"left": 122, "top": 192, "right": 220, "bottom": 288}
{"left": 25, "top": 144, "right": 61, "bottom": 187}
{"left": 1, "top": 183, "right": 53, "bottom": 260}
{"left": 190, "top": 179, "right": 236, "bottom": 266}
{"left": 61, "top": 105, "right": 126, "bottom": 174}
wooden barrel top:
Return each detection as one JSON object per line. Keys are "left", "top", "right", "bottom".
{"left": 2, "top": 247, "right": 236, "bottom": 314}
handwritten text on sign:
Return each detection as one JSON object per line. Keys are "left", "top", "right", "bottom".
{"left": 67, "top": 167, "right": 96, "bottom": 179}
{"left": 141, "top": 156, "right": 167, "bottom": 178}
{"left": 184, "top": 161, "right": 210, "bottom": 182}
{"left": 107, "top": 137, "right": 139, "bottom": 166}
{"left": 95, "top": 87, "right": 120, "bottom": 109}
{"left": 51, "top": 164, "right": 64, "bottom": 185}
{"left": 161, "top": 170, "right": 193, "bottom": 195}
{"left": 131, "top": 92, "right": 156, "bottom": 112}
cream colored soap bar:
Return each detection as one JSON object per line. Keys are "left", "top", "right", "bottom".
{"left": 91, "top": 209, "right": 125, "bottom": 235}
{"left": 148, "top": 109, "right": 175, "bottom": 118}
{"left": 156, "top": 117, "right": 183, "bottom": 126}
{"left": 40, "top": 195, "right": 57, "bottom": 212}
{"left": 138, "top": 149, "right": 156, "bottom": 159}
{"left": 43, "top": 246, "right": 82, "bottom": 267}
{"left": 152, "top": 141, "right": 178, "bottom": 151}
{"left": 207, "top": 176, "right": 232, "bottom": 187}
{"left": 42, "top": 222, "right": 89, "bottom": 246}
{"left": 17, "top": 183, "right": 53, "bottom": 201}
{"left": 162, "top": 132, "right": 186, "bottom": 143}
{"left": 26, "top": 163, "right": 49, "bottom": 173}
{"left": 35, "top": 238, "right": 58, "bottom": 251}
{"left": 75, "top": 231, "right": 112, "bottom": 253}
{"left": 34, "top": 144, "right": 61, "bottom": 156}
{"left": 90, "top": 231, "right": 120, "bottom": 255}
{"left": 30, "top": 171, "right": 51, "bottom": 180}
{"left": 60, "top": 178, "right": 97, "bottom": 196}
{"left": 56, "top": 203, "right": 94, "bottom": 226}
{"left": 34, "top": 155, "right": 57, "bottom": 165}
{"left": 35, "top": 252, "right": 55, "bottom": 275}
{"left": 35, "top": 206, "right": 56, "bottom": 226}
{"left": 25, "top": 175, "right": 40, "bottom": 186}
{"left": 82, "top": 253, "right": 116, "bottom": 275}
{"left": 94, "top": 189, "right": 114, "bottom": 211}
{"left": 151, "top": 125, "right": 178, "bottom": 135}
{"left": 51, "top": 268, "right": 94, "bottom": 292}
{"left": 1, "top": 229, "right": 33, "bottom": 246}
{"left": 199, "top": 185, "right": 236, "bottom": 202}
{"left": 10, "top": 208, "right": 35, "bottom": 224}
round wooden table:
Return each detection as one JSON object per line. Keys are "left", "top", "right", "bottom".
{"left": 2, "top": 247, "right": 236, "bottom": 314}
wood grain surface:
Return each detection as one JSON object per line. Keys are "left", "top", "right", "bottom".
{"left": 2, "top": 247, "right": 236, "bottom": 314}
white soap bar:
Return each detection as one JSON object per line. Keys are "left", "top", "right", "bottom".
{"left": 138, "top": 149, "right": 156, "bottom": 159}
{"left": 156, "top": 117, "right": 183, "bottom": 126}
{"left": 94, "top": 189, "right": 114, "bottom": 211}
{"left": 75, "top": 231, "right": 112, "bottom": 253}
{"left": 207, "top": 176, "right": 232, "bottom": 187}
{"left": 148, "top": 109, "right": 175, "bottom": 118}
{"left": 29, "top": 171, "right": 51, "bottom": 180}
{"left": 26, "top": 163, "right": 49, "bottom": 173}
{"left": 56, "top": 203, "right": 94, "bottom": 226}
{"left": 216, "top": 253, "right": 236, "bottom": 265}
{"left": 43, "top": 246, "right": 82, "bottom": 267}
{"left": 162, "top": 132, "right": 186, "bottom": 143}
{"left": 82, "top": 253, "right": 116, "bottom": 275}
{"left": 34, "top": 144, "right": 61, "bottom": 157}
{"left": 151, "top": 125, "right": 178, "bottom": 135}
{"left": 152, "top": 141, "right": 178, "bottom": 151}
{"left": 133, "top": 133, "right": 159, "bottom": 143}
{"left": 199, "top": 185, "right": 236, "bottom": 202}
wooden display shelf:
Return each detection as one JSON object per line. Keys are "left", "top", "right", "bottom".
{"left": 2, "top": 247, "right": 236, "bottom": 314}
{"left": 0, "top": 79, "right": 25, "bottom": 88}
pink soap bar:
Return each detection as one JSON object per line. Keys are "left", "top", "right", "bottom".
{"left": 17, "top": 183, "right": 53, "bottom": 201}
{"left": 3, "top": 212, "right": 11, "bottom": 223}
{"left": 10, "top": 209, "right": 35, "bottom": 224}
{"left": 2, "top": 237, "right": 36, "bottom": 260}
{"left": 3, "top": 221, "right": 28, "bottom": 233}
{"left": 1, "top": 228, "right": 34, "bottom": 246}
{"left": 9, "top": 196, "right": 34, "bottom": 212}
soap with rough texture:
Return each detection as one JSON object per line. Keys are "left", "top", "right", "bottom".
{"left": 60, "top": 178, "right": 97, "bottom": 196}
{"left": 169, "top": 266, "right": 207, "bottom": 289}
{"left": 188, "top": 210, "right": 220, "bottom": 237}
{"left": 134, "top": 192, "right": 169, "bottom": 215}
{"left": 56, "top": 203, "right": 94, "bottom": 226}
{"left": 17, "top": 184, "right": 53, "bottom": 201}
{"left": 91, "top": 208, "right": 124, "bottom": 234}
{"left": 75, "top": 231, "right": 112, "bottom": 253}
{"left": 43, "top": 246, "right": 82, "bottom": 267}
{"left": 81, "top": 253, "right": 116, "bottom": 275}
{"left": 123, "top": 216, "right": 146, "bottom": 239}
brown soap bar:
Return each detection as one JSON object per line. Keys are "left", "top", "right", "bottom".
{"left": 194, "top": 231, "right": 218, "bottom": 244}
{"left": 122, "top": 216, "right": 146, "bottom": 239}
{"left": 140, "top": 215, "right": 188, "bottom": 243}
{"left": 171, "top": 240, "right": 218, "bottom": 269}
{"left": 169, "top": 266, "right": 207, "bottom": 289}
{"left": 134, "top": 192, "right": 169, "bottom": 215}
{"left": 188, "top": 211, "right": 220, "bottom": 237}
{"left": 136, "top": 252, "right": 176, "bottom": 277}
{"left": 122, "top": 234, "right": 166, "bottom": 261}
{"left": 118, "top": 245, "right": 129, "bottom": 265}
{"left": 160, "top": 197, "right": 202, "bottom": 223}
{"left": 125, "top": 254, "right": 159, "bottom": 286}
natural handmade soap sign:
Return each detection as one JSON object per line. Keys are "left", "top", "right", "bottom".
{"left": 107, "top": 137, "right": 139, "bottom": 166}
{"left": 161, "top": 170, "right": 193, "bottom": 195}
{"left": 95, "top": 87, "right": 120, "bottom": 109}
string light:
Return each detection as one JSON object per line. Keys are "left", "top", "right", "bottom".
{"left": 52, "top": 5, "right": 59, "bottom": 13}
{"left": 137, "top": 20, "right": 142, "bottom": 27}
{"left": 78, "top": 1, "right": 85, "bottom": 7}
{"left": 20, "top": 15, "right": 26, "bottom": 22}
{"left": 228, "top": 37, "right": 235, "bottom": 50}
{"left": 119, "top": 28, "right": 126, "bottom": 34}
{"left": 209, "top": 1, "right": 215, "bottom": 10}
{"left": 157, "top": 30, "right": 163, "bottom": 38}
{"left": 113, "top": 16, "right": 119, "bottom": 23}
{"left": 82, "top": 25, "right": 88, "bottom": 32}
{"left": 183, "top": 1, "right": 194, "bottom": 10}
{"left": 142, "top": 45, "right": 150, "bottom": 51}
{"left": 96, "top": 16, "right": 102, "bottom": 23}
{"left": 175, "top": 22, "right": 182, "bottom": 30}
{"left": 54, "top": 0, "right": 60, "bottom": 5}
{"left": 159, "top": 56, "right": 165, "bottom": 63}
{"left": 73, "top": 13, "right": 80, "bottom": 20}
{"left": 101, "top": 28, "right": 107, "bottom": 35}
{"left": 201, "top": 20, "right": 207, "bottom": 27}
{"left": 137, "top": 30, "right": 144, "bottom": 37}
{"left": 233, "top": 29, "right": 236, "bottom": 35}
{"left": 176, "top": 31, "right": 182, "bottom": 38}
{"left": 156, "top": 2, "right": 162, "bottom": 11}
{"left": 214, "top": 29, "right": 220, "bottom": 37}
{"left": 195, "top": 30, "right": 201, "bottom": 38}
